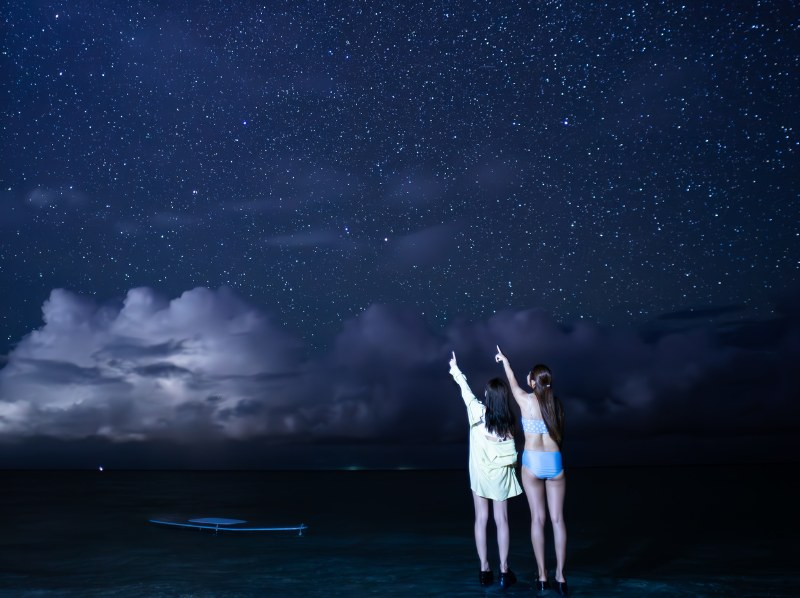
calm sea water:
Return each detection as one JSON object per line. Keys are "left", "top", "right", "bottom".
{"left": 0, "top": 466, "right": 796, "bottom": 597}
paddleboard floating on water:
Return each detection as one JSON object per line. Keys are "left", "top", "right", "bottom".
{"left": 149, "top": 517, "right": 308, "bottom": 535}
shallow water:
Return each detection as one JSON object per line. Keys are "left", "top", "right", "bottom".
{"left": 0, "top": 466, "right": 796, "bottom": 596}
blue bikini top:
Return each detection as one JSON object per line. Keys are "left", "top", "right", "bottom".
{"left": 520, "top": 417, "right": 548, "bottom": 434}
{"left": 520, "top": 393, "right": 549, "bottom": 434}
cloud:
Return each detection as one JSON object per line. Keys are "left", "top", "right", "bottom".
{"left": 0, "top": 289, "right": 451, "bottom": 448}
{"left": 1, "top": 286, "right": 799, "bottom": 467}
{"left": 26, "top": 187, "right": 88, "bottom": 209}
{"left": 657, "top": 305, "right": 747, "bottom": 321}
{"left": 0, "top": 187, "right": 100, "bottom": 235}
{"left": 0, "top": 287, "right": 303, "bottom": 442}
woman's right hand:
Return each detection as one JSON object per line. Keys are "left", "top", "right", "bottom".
{"left": 449, "top": 351, "right": 457, "bottom": 369}
{"left": 495, "top": 345, "right": 507, "bottom": 364}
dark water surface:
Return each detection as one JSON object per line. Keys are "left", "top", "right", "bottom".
{"left": 0, "top": 466, "right": 796, "bottom": 596}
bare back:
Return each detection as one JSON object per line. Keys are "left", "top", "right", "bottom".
{"left": 513, "top": 389, "right": 560, "bottom": 452}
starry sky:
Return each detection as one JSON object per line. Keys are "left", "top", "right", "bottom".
{"left": 1, "top": 1, "right": 799, "bottom": 469}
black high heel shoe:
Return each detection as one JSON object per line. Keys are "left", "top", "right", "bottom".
{"left": 498, "top": 569, "right": 517, "bottom": 588}
{"left": 535, "top": 579, "right": 550, "bottom": 592}
{"left": 478, "top": 569, "right": 494, "bottom": 586}
{"left": 555, "top": 580, "right": 569, "bottom": 596}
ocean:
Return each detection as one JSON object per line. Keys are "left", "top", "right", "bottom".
{"left": 0, "top": 465, "right": 796, "bottom": 597}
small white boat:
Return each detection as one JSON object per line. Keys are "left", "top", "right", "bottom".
{"left": 149, "top": 516, "right": 308, "bottom": 535}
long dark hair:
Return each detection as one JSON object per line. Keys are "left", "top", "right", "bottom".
{"left": 482, "top": 377, "right": 516, "bottom": 440}
{"left": 530, "top": 364, "right": 565, "bottom": 448}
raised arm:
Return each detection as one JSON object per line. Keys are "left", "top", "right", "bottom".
{"left": 448, "top": 351, "right": 483, "bottom": 426}
{"left": 495, "top": 345, "right": 527, "bottom": 402}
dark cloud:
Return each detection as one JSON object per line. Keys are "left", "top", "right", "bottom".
{"left": 9, "top": 358, "right": 109, "bottom": 386}
{"left": 133, "top": 362, "right": 193, "bottom": 378}
{"left": 658, "top": 305, "right": 748, "bottom": 321}
{"left": 1, "top": 286, "right": 798, "bottom": 468}
{"left": 96, "top": 339, "right": 189, "bottom": 361}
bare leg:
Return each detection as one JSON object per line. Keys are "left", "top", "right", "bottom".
{"left": 492, "top": 499, "right": 510, "bottom": 572}
{"left": 522, "top": 468, "right": 548, "bottom": 581}
{"left": 546, "top": 473, "right": 567, "bottom": 583}
{"left": 472, "top": 492, "right": 490, "bottom": 571}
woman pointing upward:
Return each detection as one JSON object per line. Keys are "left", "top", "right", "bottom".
{"left": 448, "top": 351, "right": 522, "bottom": 588}
{"left": 495, "top": 345, "right": 568, "bottom": 596}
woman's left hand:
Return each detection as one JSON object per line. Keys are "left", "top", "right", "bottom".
{"left": 449, "top": 351, "right": 457, "bottom": 369}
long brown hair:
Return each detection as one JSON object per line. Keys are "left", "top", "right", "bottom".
{"left": 482, "top": 377, "right": 516, "bottom": 440}
{"left": 530, "top": 364, "right": 565, "bottom": 448}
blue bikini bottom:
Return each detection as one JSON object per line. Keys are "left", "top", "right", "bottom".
{"left": 521, "top": 450, "right": 563, "bottom": 480}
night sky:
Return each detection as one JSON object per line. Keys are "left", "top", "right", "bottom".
{"left": 2, "top": 1, "right": 798, "bottom": 469}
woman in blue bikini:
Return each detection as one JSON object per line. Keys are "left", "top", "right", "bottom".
{"left": 495, "top": 346, "right": 567, "bottom": 596}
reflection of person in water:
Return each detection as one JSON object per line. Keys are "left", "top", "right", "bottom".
{"left": 448, "top": 351, "right": 522, "bottom": 588}
{"left": 496, "top": 346, "right": 568, "bottom": 596}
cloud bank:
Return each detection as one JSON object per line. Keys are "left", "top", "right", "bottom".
{"left": 0, "top": 287, "right": 302, "bottom": 442}
{"left": 1, "top": 286, "right": 798, "bottom": 467}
